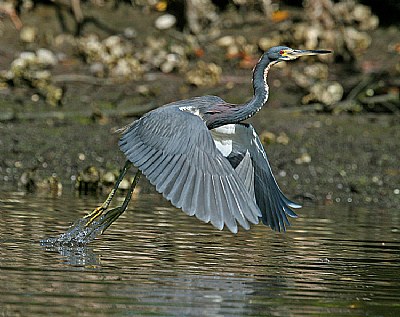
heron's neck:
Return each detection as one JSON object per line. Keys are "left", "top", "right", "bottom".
{"left": 205, "top": 55, "right": 276, "bottom": 130}
{"left": 235, "top": 56, "right": 275, "bottom": 121}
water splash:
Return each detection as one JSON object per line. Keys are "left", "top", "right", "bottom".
{"left": 40, "top": 206, "right": 124, "bottom": 247}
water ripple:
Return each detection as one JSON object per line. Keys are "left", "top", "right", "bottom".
{"left": 0, "top": 189, "right": 399, "bottom": 316}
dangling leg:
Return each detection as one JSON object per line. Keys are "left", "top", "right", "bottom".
{"left": 84, "top": 160, "right": 132, "bottom": 225}
{"left": 96, "top": 169, "right": 142, "bottom": 235}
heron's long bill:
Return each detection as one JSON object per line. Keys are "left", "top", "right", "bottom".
{"left": 290, "top": 49, "right": 332, "bottom": 57}
{"left": 290, "top": 50, "right": 332, "bottom": 57}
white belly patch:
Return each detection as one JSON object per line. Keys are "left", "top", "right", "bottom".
{"left": 211, "top": 124, "right": 236, "bottom": 157}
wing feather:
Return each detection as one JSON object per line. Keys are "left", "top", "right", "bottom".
{"left": 235, "top": 151, "right": 255, "bottom": 199}
{"left": 124, "top": 142, "right": 145, "bottom": 159}
{"left": 168, "top": 161, "right": 191, "bottom": 205}
{"left": 223, "top": 177, "right": 250, "bottom": 230}
{"left": 153, "top": 154, "right": 181, "bottom": 190}
{"left": 204, "top": 174, "right": 220, "bottom": 228}
{"left": 147, "top": 154, "right": 174, "bottom": 183}
{"left": 209, "top": 176, "right": 225, "bottom": 231}
{"left": 134, "top": 147, "right": 156, "bottom": 166}
{"left": 158, "top": 154, "right": 185, "bottom": 193}
{"left": 119, "top": 106, "right": 261, "bottom": 232}
{"left": 139, "top": 149, "right": 162, "bottom": 170}
{"left": 191, "top": 172, "right": 208, "bottom": 222}
{"left": 211, "top": 123, "right": 301, "bottom": 232}
{"left": 176, "top": 165, "right": 196, "bottom": 211}
{"left": 139, "top": 151, "right": 159, "bottom": 171}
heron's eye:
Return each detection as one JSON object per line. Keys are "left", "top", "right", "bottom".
{"left": 279, "top": 50, "right": 285, "bottom": 55}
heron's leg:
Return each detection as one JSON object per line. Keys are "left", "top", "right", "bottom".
{"left": 42, "top": 167, "right": 140, "bottom": 246}
{"left": 96, "top": 169, "right": 142, "bottom": 235}
{"left": 84, "top": 160, "right": 132, "bottom": 225}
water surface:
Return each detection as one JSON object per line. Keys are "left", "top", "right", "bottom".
{"left": 0, "top": 188, "right": 399, "bottom": 316}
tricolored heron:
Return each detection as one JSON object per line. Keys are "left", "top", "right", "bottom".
{"left": 85, "top": 46, "right": 331, "bottom": 234}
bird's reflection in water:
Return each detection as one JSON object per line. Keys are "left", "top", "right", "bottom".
{"left": 41, "top": 244, "right": 100, "bottom": 266}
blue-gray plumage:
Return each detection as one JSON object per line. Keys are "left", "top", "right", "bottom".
{"left": 116, "top": 46, "right": 331, "bottom": 233}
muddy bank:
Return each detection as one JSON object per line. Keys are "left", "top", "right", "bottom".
{"left": 1, "top": 109, "right": 399, "bottom": 209}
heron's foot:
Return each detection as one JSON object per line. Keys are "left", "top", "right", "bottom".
{"left": 84, "top": 203, "right": 127, "bottom": 235}
{"left": 83, "top": 205, "right": 107, "bottom": 227}
{"left": 95, "top": 205, "right": 125, "bottom": 235}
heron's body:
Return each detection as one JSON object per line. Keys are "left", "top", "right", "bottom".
{"left": 119, "top": 92, "right": 300, "bottom": 232}
{"left": 80, "top": 46, "right": 331, "bottom": 238}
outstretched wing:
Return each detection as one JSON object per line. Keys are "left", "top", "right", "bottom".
{"left": 211, "top": 123, "right": 301, "bottom": 231}
{"left": 119, "top": 106, "right": 262, "bottom": 233}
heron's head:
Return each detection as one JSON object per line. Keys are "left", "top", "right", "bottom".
{"left": 266, "top": 46, "right": 331, "bottom": 62}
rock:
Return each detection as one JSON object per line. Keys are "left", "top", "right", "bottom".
{"left": 36, "top": 48, "right": 58, "bottom": 66}
{"left": 216, "top": 35, "right": 235, "bottom": 47}
{"left": 276, "top": 132, "right": 290, "bottom": 145}
{"left": 160, "top": 53, "right": 179, "bottom": 73}
{"left": 258, "top": 36, "right": 282, "bottom": 51}
{"left": 90, "top": 62, "right": 106, "bottom": 77}
{"left": 20, "top": 26, "right": 37, "bottom": 43}
{"left": 185, "top": 61, "right": 221, "bottom": 87}
{"left": 155, "top": 14, "right": 176, "bottom": 30}
{"left": 305, "top": 82, "right": 344, "bottom": 105}
{"left": 103, "top": 35, "right": 121, "bottom": 48}
{"left": 124, "top": 27, "right": 137, "bottom": 39}
{"left": 111, "top": 59, "right": 131, "bottom": 77}
{"left": 19, "top": 51, "right": 37, "bottom": 63}
{"left": 295, "top": 153, "right": 312, "bottom": 165}
{"left": 119, "top": 178, "right": 130, "bottom": 190}
{"left": 260, "top": 131, "right": 276, "bottom": 145}
{"left": 102, "top": 171, "right": 116, "bottom": 184}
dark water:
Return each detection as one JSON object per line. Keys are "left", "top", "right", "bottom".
{"left": 0, "top": 188, "right": 399, "bottom": 317}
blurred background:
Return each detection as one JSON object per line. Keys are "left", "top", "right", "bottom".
{"left": 0, "top": 0, "right": 399, "bottom": 208}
